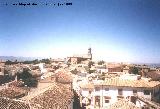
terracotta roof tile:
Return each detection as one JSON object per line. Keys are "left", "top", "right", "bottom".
{"left": 55, "top": 71, "right": 73, "bottom": 83}
{"left": 107, "top": 99, "right": 140, "bottom": 109}
{"left": 0, "top": 97, "right": 30, "bottom": 109}
{"left": 30, "top": 83, "right": 73, "bottom": 109}
{"left": 0, "top": 86, "right": 26, "bottom": 99}
{"left": 94, "top": 78, "right": 160, "bottom": 88}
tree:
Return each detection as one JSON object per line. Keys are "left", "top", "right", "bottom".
{"left": 88, "top": 69, "right": 95, "bottom": 74}
{"left": 88, "top": 61, "right": 94, "bottom": 68}
{"left": 17, "top": 68, "right": 32, "bottom": 80}
{"left": 98, "top": 60, "right": 105, "bottom": 65}
{"left": 32, "top": 59, "right": 39, "bottom": 64}
{"left": 5, "top": 60, "right": 19, "bottom": 65}
{"left": 23, "top": 59, "right": 40, "bottom": 64}
{"left": 130, "top": 67, "right": 139, "bottom": 75}
{"left": 17, "top": 68, "right": 38, "bottom": 87}
{"left": 70, "top": 69, "right": 78, "bottom": 74}
{"left": 5, "top": 60, "right": 13, "bottom": 65}
{"left": 40, "top": 59, "right": 51, "bottom": 64}
{"left": 23, "top": 78, "right": 38, "bottom": 87}
{"left": 23, "top": 61, "right": 32, "bottom": 64}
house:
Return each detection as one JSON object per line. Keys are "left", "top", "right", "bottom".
{"left": 107, "top": 99, "right": 140, "bottom": 109}
{"left": 0, "top": 83, "right": 74, "bottom": 109}
{"left": 96, "top": 65, "right": 108, "bottom": 74}
{"left": 123, "top": 66, "right": 131, "bottom": 74}
{"left": 30, "top": 82, "right": 74, "bottom": 109}
{"left": 0, "top": 86, "right": 26, "bottom": 99}
{"left": 107, "top": 64, "right": 122, "bottom": 72}
{"left": 142, "top": 67, "right": 150, "bottom": 73}
{"left": 51, "top": 58, "right": 65, "bottom": 63}
{"left": 79, "top": 82, "right": 94, "bottom": 107}
{"left": 146, "top": 71, "right": 160, "bottom": 81}
{"left": 22, "top": 70, "right": 74, "bottom": 109}
{"left": 67, "top": 48, "right": 92, "bottom": 64}
{"left": 79, "top": 75, "right": 160, "bottom": 108}
{"left": 139, "top": 66, "right": 151, "bottom": 77}
{"left": 54, "top": 70, "right": 73, "bottom": 84}
{"left": 0, "top": 97, "right": 30, "bottom": 109}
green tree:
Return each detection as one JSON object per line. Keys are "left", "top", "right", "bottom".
{"left": 17, "top": 68, "right": 38, "bottom": 87}
{"left": 71, "top": 68, "right": 78, "bottom": 74}
{"left": 88, "top": 69, "right": 95, "bottom": 74}
{"left": 23, "top": 60, "right": 32, "bottom": 64}
{"left": 40, "top": 59, "right": 51, "bottom": 64}
{"left": 32, "top": 59, "right": 39, "bottom": 64}
{"left": 88, "top": 61, "right": 94, "bottom": 68}
{"left": 17, "top": 68, "right": 32, "bottom": 80}
{"left": 23, "top": 78, "right": 38, "bottom": 87}
{"left": 98, "top": 60, "right": 105, "bottom": 65}
{"left": 5, "top": 60, "right": 20, "bottom": 65}
{"left": 5, "top": 60, "right": 13, "bottom": 65}
{"left": 131, "top": 67, "right": 139, "bottom": 75}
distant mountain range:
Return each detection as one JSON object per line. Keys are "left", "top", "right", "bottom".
{"left": 0, "top": 56, "right": 44, "bottom": 62}
{"left": 131, "top": 62, "right": 160, "bottom": 68}
{"left": 146, "top": 63, "right": 160, "bottom": 68}
{"left": 0, "top": 56, "right": 160, "bottom": 67}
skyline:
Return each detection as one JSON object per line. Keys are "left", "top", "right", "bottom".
{"left": 1, "top": 0, "right": 160, "bottom": 63}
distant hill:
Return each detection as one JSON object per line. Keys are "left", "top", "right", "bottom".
{"left": 146, "top": 63, "right": 160, "bottom": 68}
{"left": 0, "top": 56, "right": 44, "bottom": 62}
{"left": 131, "top": 62, "right": 160, "bottom": 68}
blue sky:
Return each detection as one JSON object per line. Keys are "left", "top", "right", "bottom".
{"left": 0, "top": 0, "right": 160, "bottom": 63}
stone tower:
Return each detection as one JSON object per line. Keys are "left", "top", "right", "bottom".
{"left": 88, "top": 48, "right": 92, "bottom": 60}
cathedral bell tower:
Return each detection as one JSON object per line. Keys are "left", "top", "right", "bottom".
{"left": 88, "top": 48, "right": 92, "bottom": 60}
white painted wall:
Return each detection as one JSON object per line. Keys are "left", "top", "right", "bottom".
{"left": 97, "top": 69, "right": 108, "bottom": 74}
{"left": 81, "top": 89, "right": 89, "bottom": 97}
{"left": 80, "top": 85, "right": 153, "bottom": 108}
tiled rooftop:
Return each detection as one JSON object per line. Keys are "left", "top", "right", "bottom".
{"left": 94, "top": 78, "right": 160, "bottom": 88}
{"left": 107, "top": 99, "right": 140, "bottom": 109}
{"left": 30, "top": 82, "right": 73, "bottom": 109}
{"left": 80, "top": 78, "right": 160, "bottom": 89}
{"left": 80, "top": 82, "right": 94, "bottom": 89}
{"left": 0, "top": 86, "right": 26, "bottom": 99}
{"left": 55, "top": 71, "right": 73, "bottom": 83}
{"left": 0, "top": 97, "right": 30, "bottom": 109}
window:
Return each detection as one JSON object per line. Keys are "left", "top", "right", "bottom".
{"left": 95, "top": 96, "right": 100, "bottom": 106}
{"left": 144, "top": 90, "right": 150, "bottom": 95}
{"left": 105, "top": 88, "right": 109, "bottom": 91}
{"left": 104, "top": 96, "right": 111, "bottom": 103}
{"left": 118, "top": 89, "right": 123, "bottom": 95}
{"left": 95, "top": 87, "right": 100, "bottom": 91}
{"left": 133, "top": 90, "right": 137, "bottom": 94}
{"left": 105, "top": 99, "right": 109, "bottom": 103}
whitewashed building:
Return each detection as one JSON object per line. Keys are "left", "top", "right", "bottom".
{"left": 96, "top": 65, "right": 108, "bottom": 74}
{"left": 79, "top": 75, "right": 160, "bottom": 109}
